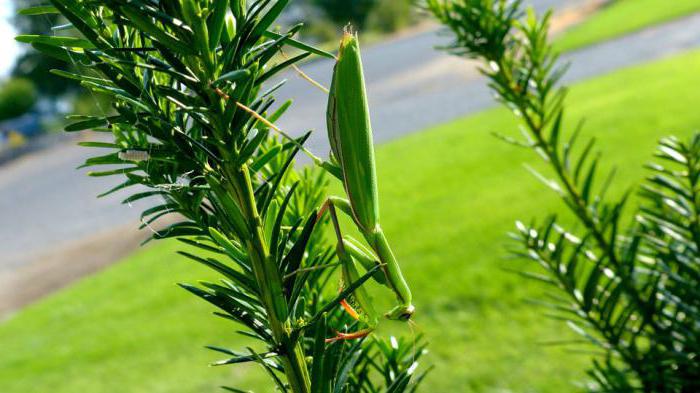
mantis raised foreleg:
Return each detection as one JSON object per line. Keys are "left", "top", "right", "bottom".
{"left": 319, "top": 196, "right": 414, "bottom": 342}
{"left": 319, "top": 197, "right": 378, "bottom": 342}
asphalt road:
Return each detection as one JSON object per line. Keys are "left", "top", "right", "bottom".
{"left": 3, "top": 2, "right": 700, "bottom": 274}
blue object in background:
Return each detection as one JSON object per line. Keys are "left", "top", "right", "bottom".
{"left": 0, "top": 112, "right": 42, "bottom": 138}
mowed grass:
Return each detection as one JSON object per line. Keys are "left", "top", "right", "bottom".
{"left": 2, "top": 50, "right": 700, "bottom": 392}
{"left": 556, "top": 0, "right": 700, "bottom": 52}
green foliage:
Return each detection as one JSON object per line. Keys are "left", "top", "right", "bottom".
{"left": 17, "top": 0, "right": 427, "bottom": 392}
{"left": 302, "top": 0, "right": 413, "bottom": 44}
{"left": 302, "top": 18, "right": 338, "bottom": 44}
{"left": 313, "top": 0, "right": 378, "bottom": 29}
{"left": 0, "top": 77, "right": 37, "bottom": 121}
{"left": 428, "top": 0, "right": 700, "bottom": 390}
{"left": 12, "top": 0, "right": 79, "bottom": 99}
{"left": 367, "top": 0, "right": 415, "bottom": 33}
{"left": 70, "top": 91, "right": 113, "bottom": 117}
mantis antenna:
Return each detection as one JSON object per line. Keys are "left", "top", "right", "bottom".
{"left": 213, "top": 87, "right": 324, "bottom": 165}
{"left": 279, "top": 48, "right": 330, "bottom": 94}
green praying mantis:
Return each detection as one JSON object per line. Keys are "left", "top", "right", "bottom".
{"left": 215, "top": 30, "right": 414, "bottom": 341}
{"left": 318, "top": 31, "right": 414, "bottom": 342}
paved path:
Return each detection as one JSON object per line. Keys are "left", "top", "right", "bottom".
{"left": 2, "top": 3, "right": 700, "bottom": 279}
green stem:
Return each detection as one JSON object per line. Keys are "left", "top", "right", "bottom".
{"left": 227, "top": 164, "right": 311, "bottom": 393}
{"left": 494, "top": 58, "right": 666, "bottom": 348}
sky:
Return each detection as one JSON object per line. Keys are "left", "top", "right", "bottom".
{"left": 0, "top": 3, "right": 22, "bottom": 78}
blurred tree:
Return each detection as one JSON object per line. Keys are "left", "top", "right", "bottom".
{"left": 11, "top": 0, "right": 78, "bottom": 101}
{"left": 301, "top": 18, "right": 338, "bottom": 43}
{"left": 0, "top": 78, "right": 37, "bottom": 121}
{"left": 367, "top": 0, "right": 414, "bottom": 33}
{"left": 312, "top": 0, "right": 378, "bottom": 29}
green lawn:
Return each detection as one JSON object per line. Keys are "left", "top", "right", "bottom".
{"left": 2, "top": 50, "right": 700, "bottom": 392}
{"left": 556, "top": 0, "right": 700, "bottom": 52}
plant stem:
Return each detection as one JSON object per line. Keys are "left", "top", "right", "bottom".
{"left": 209, "top": 71, "right": 311, "bottom": 391}
{"left": 229, "top": 164, "right": 311, "bottom": 393}
{"left": 494, "top": 59, "right": 666, "bottom": 344}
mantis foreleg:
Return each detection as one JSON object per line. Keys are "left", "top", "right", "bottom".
{"left": 343, "top": 236, "right": 386, "bottom": 285}
{"left": 320, "top": 198, "right": 379, "bottom": 341}
{"left": 319, "top": 197, "right": 414, "bottom": 322}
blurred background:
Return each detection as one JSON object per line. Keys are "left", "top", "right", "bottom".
{"left": 1, "top": 0, "right": 700, "bottom": 391}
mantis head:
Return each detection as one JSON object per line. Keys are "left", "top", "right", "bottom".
{"left": 385, "top": 303, "right": 415, "bottom": 322}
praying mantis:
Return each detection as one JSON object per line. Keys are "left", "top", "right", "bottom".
{"left": 319, "top": 31, "right": 414, "bottom": 341}
{"left": 213, "top": 29, "right": 414, "bottom": 341}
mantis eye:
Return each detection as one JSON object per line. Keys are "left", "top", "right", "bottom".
{"left": 386, "top": 304, "right": 415, "bottom": 321}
